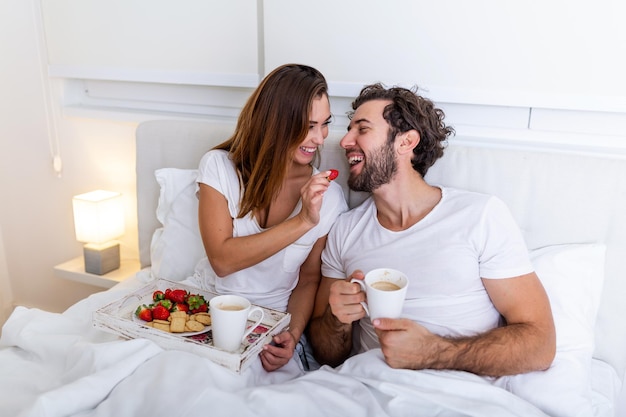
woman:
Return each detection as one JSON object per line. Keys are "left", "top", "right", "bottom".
{"left": 192, "top": 64, "right": 348, "bottom": 372}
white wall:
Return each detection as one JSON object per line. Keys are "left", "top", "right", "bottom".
{"left": 1, "top": 0, "right": 625, "bottom": 328}
{"left": 266, "top": 0, "right": 626, "bottom": 113}
{"left": 0, "top": 225, "right": 12, "bottom": 326}
{"left": 0, "top": 0, "right": 140, "bottom": 322}
{"left": 40, "top": 0, "right": 626, "bottom": 153}
{"left": 42, "top": 0, "right": 260, "bottom": 87}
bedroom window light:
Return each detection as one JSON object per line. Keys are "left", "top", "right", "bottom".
{"left": 72, "top": 190, "right": 125, "bottom": 275}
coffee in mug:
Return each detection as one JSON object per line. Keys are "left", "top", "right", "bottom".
{"left": 209, "top": 295, "right": 264, "bottom": 352}
{"left": 219, "top": 305, "right": 245, "bottom": 311}
{"left": 370, "top": 281, "right": 401, "bottom": 291}
{"left": 350, "top": 268, "right": 408, "bottom": 320}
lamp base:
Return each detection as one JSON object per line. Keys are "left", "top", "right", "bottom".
{"left": 83, "top": 242, "right": 120, "bottom": 275}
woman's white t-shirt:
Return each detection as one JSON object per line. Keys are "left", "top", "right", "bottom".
{"left": 191, "top": 150, "right": 348, "bottom": 311}
{"left": 321, "top": 187, "right": 533, "bottom": 352}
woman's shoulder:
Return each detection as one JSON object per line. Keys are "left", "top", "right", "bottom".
{"left": 200, "top": 148, "right": 229, "bottom": 163}
{"left": 198, "top": 149, "right": 240, "bottom": 190}
{"left": 199, "top": 149, "right": 234, "bottom": 171}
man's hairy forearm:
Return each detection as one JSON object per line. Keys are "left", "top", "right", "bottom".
{"left": 445, "top": 324, "right": 554, "bottom": 376}
{"left": 307, "top": 305, "right": 353, "bottom": 367}
{"left": 396, "top": 323, "right": 555, "bottom": 377}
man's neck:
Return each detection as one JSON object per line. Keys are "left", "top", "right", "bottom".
{"left": 372, "top": 172, "right": 441, "bottom": 231}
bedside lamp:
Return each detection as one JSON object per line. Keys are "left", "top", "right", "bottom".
{"left": 72, "top": 190, "right": 125, "bottom": 275}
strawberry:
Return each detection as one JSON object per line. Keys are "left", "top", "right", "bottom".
{"left": 135, "top": 304, "right": 152, "bottom": 322}
{"left": 152, "top": 304, "right": 170, "bottom": 321}
{"left": 187, "top": 294, "right": 208, "bottom": 314}
{"left": 172, "top": 302, "right": 189, "bottom": 313}
{"left": 156, "top": 299, "right": 173, "bottom": 311}
{"left": 191, "top": 303, "right": 208, "bottom": 314}
{"left": 152, "top": 290, "right": 165, "bottom": 302}
{"left": 327, "top": 169, "right": 339, "bottom": 181}
{"left": 166, "top": 289, "right": 188, "bottom": 304}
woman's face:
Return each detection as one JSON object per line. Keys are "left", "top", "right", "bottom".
{"left": 292, "top": 95, "right": 332, "bottom": 166}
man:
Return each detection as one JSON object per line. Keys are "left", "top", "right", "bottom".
{"left": 308, "top": 83, "right": 555, "bottom": 377}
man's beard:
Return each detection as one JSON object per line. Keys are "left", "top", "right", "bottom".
{"left": 348, "top": 139, "right": 398, "bottom": 193}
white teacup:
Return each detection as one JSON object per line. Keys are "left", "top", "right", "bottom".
{"left": 350, "top": 268, "right": 408, "bottom": 320}
{"left": 209, "top": 295, "right": 264, "bottom": 352}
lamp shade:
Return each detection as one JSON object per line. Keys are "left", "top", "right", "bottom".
{"left": 72, "top": 190, "right": 125, "bottom": 244}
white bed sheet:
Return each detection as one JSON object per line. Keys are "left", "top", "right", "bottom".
{"left": 0, "top": 272, "right": 618, "bottom": 417}
{"left": 592, "top": 359, "right": 622, "bottom": 417}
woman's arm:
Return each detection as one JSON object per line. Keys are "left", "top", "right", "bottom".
{"left": 259, "top": 236, "right": 326, "bottom": 371}
{"left": 285, "top": 236, "right": 327, "bottom": 341}
{"left": 198, "top": 173, "right": 330, "bottom": 276}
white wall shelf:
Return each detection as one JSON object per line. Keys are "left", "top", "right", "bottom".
{"left": 54, "top": 256, "right": 141, "bottom": 289}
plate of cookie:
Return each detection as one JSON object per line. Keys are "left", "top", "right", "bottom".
{"left": 131, "top": 310, "right": 212, "bottom": 337}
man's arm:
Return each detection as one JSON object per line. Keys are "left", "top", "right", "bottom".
{"left": 374, "top": 272, "right": 556, "bottom": 377}
{"left": 307, "top": 274, "right": 367, "bottom": 367}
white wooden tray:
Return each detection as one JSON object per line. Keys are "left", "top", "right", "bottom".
{"left": 93, "top": 279, "right": 290, "bottom": 373}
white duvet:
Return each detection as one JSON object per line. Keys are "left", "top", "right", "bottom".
{"left": 0, "top": 278, "right": 550, "bottom": 417}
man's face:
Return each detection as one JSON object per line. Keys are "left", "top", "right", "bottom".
{"left": 340, "top": 100, "right": 398, "bottom": 192}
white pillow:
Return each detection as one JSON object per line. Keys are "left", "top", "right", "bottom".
{"left": 503, "top": 243, "right": 606, "bottom": 417}
{"left": 150, "top": 168, "right": 205, "bottom": 281}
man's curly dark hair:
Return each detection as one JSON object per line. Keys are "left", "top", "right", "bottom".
{"left": 349, "top": 83, "right": 454, "bottom": 177}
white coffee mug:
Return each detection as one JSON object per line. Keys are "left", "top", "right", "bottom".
{"left": 350, "top": 268, "right": 408, "bottom": 320}
{"left": 209, "top": 295, "right": 265, "bottom": 352}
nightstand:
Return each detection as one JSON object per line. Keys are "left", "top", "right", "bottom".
{"left": 54, "top": 256, "right": 141, "bottom": 289}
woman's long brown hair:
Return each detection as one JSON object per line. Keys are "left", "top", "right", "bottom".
{"left": 214, "top": 64, "right": 328, "bottom": 219}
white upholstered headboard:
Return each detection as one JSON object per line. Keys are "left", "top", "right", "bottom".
{"left": 135, "top": 119, "right": 626, "bottom": 385}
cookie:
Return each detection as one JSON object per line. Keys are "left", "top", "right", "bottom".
{"left": 153, "top": 321, "right": 171, "bottom": 332}
{"left": 185, "top": 320, "right": 204, "bottom": 332}
{"left": 170, "top": 311, "right": 187, "bottom": 319}
{"left": 194, "top": 313, "right": 212, "bottom": 325}
{"left": 170, "top": 317, "right": 187, "bottom": 333}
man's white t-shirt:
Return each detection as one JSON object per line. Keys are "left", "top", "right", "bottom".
{"left": 321, "top": 187, "right": 533, "bottom": 352}
{"left": 191, "top": 150, "right": 348, "bottom": 311}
